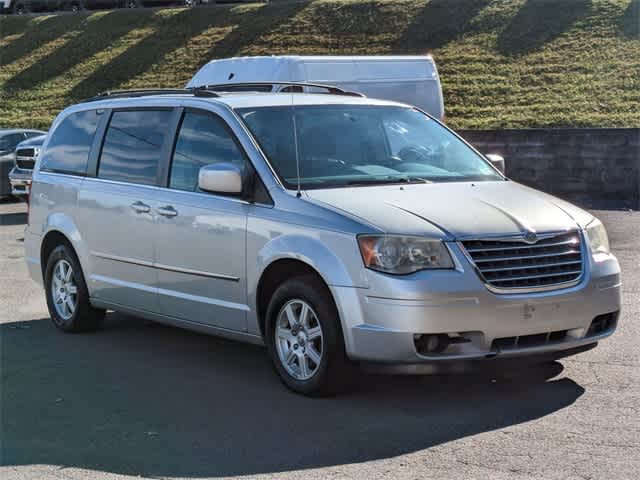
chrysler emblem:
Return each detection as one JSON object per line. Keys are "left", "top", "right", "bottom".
{"left": 523, "top": 231, "right": 538, "bottom": 244}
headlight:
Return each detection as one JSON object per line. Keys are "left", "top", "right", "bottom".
{"left": 585, "top": 218, "right": 610, "bottom": 257}
{"left": 358, "top": 235, "right": 454, "bottom": 274}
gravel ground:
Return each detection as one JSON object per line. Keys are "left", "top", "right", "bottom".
{"left": 1, "top": 199, "right": 638, "bottom": 480}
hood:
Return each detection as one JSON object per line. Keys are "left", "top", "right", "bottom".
{"left": 304, "top": 181, "right": 594, "bottom": 239}
{"left": 16, "top": 134, "right": 46, "bottom": 149}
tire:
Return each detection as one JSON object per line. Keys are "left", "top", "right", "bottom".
{"left": 265, "top": 274, "right": 353, "bottom": 396}
{"left": 44, "top": 244, "right": 105, "bottom": 333}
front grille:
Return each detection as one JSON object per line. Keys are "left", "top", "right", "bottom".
{"left": 16, "top": 148, "right": 35, "bottom": 157}
{"left": 462, "top": 231, "right": 583, "bottom": 291}
{"left": 492, "top": 329, "right": 569, "bottom": 351}
{"left": 16, "top": 158, "right": 35, "bottom": 169}
{"left": 15, "top": 148, "right": 37, "bottom": 170}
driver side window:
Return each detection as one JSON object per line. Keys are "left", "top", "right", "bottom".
{"left": 169, "top": 111, "right": 247, "bottom": 192}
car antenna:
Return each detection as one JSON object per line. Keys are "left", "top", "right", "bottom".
{"left": 291, "top": 102, "right": 302, "bottom": 198}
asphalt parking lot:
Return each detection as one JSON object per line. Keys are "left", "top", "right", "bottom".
{"left": 0, "top": 199, "right": 638, "bottom": 480}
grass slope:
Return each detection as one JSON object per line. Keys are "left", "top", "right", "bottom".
{"left": 0, "top": 0, "right": 638, "bottom": 130}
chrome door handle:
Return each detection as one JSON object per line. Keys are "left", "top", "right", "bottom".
{"left": 130, "top": 201, "right": 151, "bottom": 214}
{"left": 156, "top": 205, "right": 178, "bottom": 217}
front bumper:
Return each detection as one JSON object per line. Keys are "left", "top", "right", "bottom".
{"left": 331, "top": 242, "right": 621, "bottom": 365}
{"left": 9, "top": 166, "right": 32, "bottom": 196}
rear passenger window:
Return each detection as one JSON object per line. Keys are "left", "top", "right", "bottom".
{"left": 169, "top": 111, "right": 246, "bottom": 192}
{"left": 40, "top": 110, "right": 99, "bottom": 175}
{"left": 98, "top": 109, "right": 173, "bottom": 186}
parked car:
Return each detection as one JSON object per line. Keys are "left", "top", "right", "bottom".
{"left": 124, "top": 0, "right": 197, "bottom": 8}
{"left": 187, "top": 55, "right": 446, "bottom": 121}
{"left": 9, "top": 134, "right": 46, "bottom": 199}
{"left": 10, "top": 0, "right": 59, "bottom": 14}
{"left": 25, "top": 87, "right": 620, "bottom": 396}
{"left": 0, "top": 129, "right": 46, "bottom": 198}
{"left": 1, "top": 0, "right": 13, "bottom": 13}
{"left": 83, "top": 0, "right": 125, "bottom": 10}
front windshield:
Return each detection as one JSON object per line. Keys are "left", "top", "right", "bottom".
{"left": 237, "top": 105, "right": 502, "bottom": 189}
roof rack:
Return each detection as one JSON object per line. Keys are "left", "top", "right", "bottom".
{"left": 200, "top": 82, "right": 365, "bottom": 97}
{"left": 81, "top": 82, "right": 365, "bottom": 104}
{"left": 82, "top": 88, "right": 219, "bottom": 103}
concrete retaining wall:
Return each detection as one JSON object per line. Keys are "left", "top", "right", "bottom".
{"left": 459, "top": 128, "right": 640, "bottom": 210}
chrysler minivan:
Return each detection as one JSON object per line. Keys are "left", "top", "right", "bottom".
{"left": 25, "top": 87, "right": 621, "bottom": 396}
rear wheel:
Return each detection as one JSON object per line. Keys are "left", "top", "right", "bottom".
{"left": 45, "top": 244, "right": 105, "bottom": 332}
{"left": 265, "top": 274, "right": 353, "bottom": 396}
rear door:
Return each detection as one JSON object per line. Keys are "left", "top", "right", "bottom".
{"left": 153, "top": 107, "right": 250, "bottom": 331}
{"left": 79, "top": 107, "right": 178, "bottom": 313}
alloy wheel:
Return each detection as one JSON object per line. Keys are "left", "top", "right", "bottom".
{"left": 51, "top": 259, "right": 78, "bottom": 321}
{"left": 275, "top": 299, "right": 324, "bottom": 380}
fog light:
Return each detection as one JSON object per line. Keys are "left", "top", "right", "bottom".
{"left": 414, "top": 333, "right": 450, "bottom": 354}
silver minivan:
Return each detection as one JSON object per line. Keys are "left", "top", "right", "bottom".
{"left": 25, "top": 87, "right": 621, "bottom": 396}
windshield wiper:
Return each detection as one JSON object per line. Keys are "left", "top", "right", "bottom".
{"left": 347, "top": 176, "right": 431, "bottom": 186}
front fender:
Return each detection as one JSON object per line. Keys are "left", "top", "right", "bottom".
{"left": 246, "top": 232, "right": 367, "bottom": 335}
{"left": 256, "top": 234, "right": 360, "bottom": 288}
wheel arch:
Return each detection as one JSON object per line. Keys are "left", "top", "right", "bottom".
{"left": 40, "top": 230, "right": 75, "bottom": 278}
{"left": 255, "top": 258, "right": 331, "bottom": 338}
{"left": 250, "top": 233, "right": 360, "bottom": 337}
{"left": 40, "top": 213, "right": 91, "bottom": 285}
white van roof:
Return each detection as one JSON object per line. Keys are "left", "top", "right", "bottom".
{"left": 187, "top": 55, "right": 439, "bottom": 88}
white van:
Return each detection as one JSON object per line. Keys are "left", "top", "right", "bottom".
{"left": 187, "top": 55, "right": 445, "bottom": 120}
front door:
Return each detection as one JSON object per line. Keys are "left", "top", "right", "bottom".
{"left": 153, "top": 109, "right": 249, "bottom": 331}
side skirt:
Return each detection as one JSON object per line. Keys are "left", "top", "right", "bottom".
{"left": 90, "top": 298, "right": 265, "bottom": 347}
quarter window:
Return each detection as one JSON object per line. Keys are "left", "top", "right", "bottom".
{"left": 98, "top": 109, "right": 173, "bottom": 186}
{"left": 169, "top": 111, "right": 246, "bottom": 192}
{"left": 40, "top": 110, "right": 100, "bottom": 175}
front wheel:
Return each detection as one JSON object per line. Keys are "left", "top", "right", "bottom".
{"left": 45, "top": 244, "right": 105, "bottom": 332}
{"left": 265, "top": 275, "right": 353, "bottom": 396}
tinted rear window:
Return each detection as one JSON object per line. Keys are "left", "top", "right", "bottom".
{"left": 98, "top": 109, "right": 173, "bottom": 186}
{"left": 40, "top": 110, "right": 100, "bottom": 175}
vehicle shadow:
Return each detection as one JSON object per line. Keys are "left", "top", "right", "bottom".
{"left": 1, "top": 314, "right": 584, "bottom": 477}
{"left": 496, "top": 0, "right": 592, "bottom": 56}
{"left": 392, "top": 0, "right": 491, "bottom": 52}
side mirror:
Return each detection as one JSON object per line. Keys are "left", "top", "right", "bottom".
{"left": 198, "top": 163, "right": 244, "bottom": 195}
{"left": 485, "top": 154, "right": 505, "bottom": 175}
